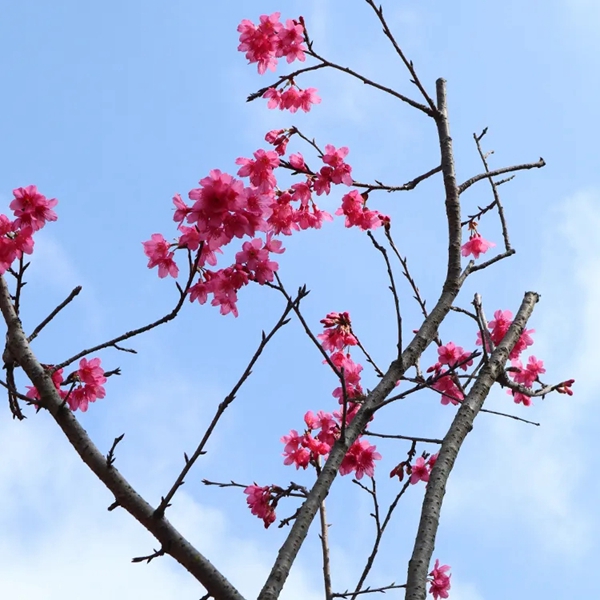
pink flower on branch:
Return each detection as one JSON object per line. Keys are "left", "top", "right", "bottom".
{"left": 476, "top": 309, "right": 535, "bottom": 359}
{"left": 236, "top": 149, "right": 280, "bottom": 191}
{"left": 318, "top": 311, "right": 358, "bottom": 352}
{"left": 238, "top": 13, "right": 306, "bottom": 74}
{"left": 322, "top": 144, "right": 353, "bottom": 186}
{"left": 461, "top": 232, "right": 495, "bottom": 259}
{"left": 10, "top": 185, "right": 58, "bottom": 232}
{"left": 142, "top": 233, "right": 179, "bottom": 279}
{"left": 263, "top": 85, "right": 321, "bottom": 113}
{"left": 410, "top": 456, "right": 430, "bottom": 485}
{"left": 244, "top": 484, "right": 276, "bottom": 528}
{"left": 339, "top": 438, "right": 382, "bottom": 480}
{"left": 436, "top": 376, "right": 464, "bottom": 406}
{"left": 429, "top": 559, "right": 452, "bottom": 600}
{"left": 336, "top": 190, "right": 388, "bottom": 231}
{"left": 65, "top": 357, "right": 107, "bottom": 412}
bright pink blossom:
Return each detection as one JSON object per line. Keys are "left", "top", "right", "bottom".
{"left": 476, "top": 309, "right": 535, "bottom": 359}
{"left": 322, "top": 145, "right": 353, "bottom": 185}
{"left": 244, "top": 484, "right": 276, "bottom": 528}
{"left": 275, "top": 19, "right": 306, "bottom": 63}
{"left": 236, "top": 149, "right": 280, "bottom": 191}
{"left": 289, "top": 153, "right": 307, "bottom": 171}
{"left": 336, "top": 190, "right": 387, "bottom": 231}
{"left": 265, "top": 129, "right": 291, "bottom": 155}
{"left": 410, "top": 456, "right": 430, "bottom": 484}
{"left": 461, "top": 233, "right": 495, "bottom": 259}
{"left": 10, "top": 185, "right": 58, "bottom": 232}
{"left": 339, "top": 438, "right": 382, "bottom": 480}
{"left": 318, "top": 311, "right": 358, "bottom": 352}
{"left": 67, "top": 357, "right": 107, "bottom": 412}
{"left": 432, "top": 373, "right": 464, "bottom": 406}
{"left": 429, "top": 560, "right": 452, "bottom": 600}
{"left": 329, "top": 351, "right": 364, "bottom": 401}
{"left": 142, "top": 233, "right": 179, "bottom": 278}
{"left": 237, "top": 13, "right": 282, "bottom": 74}
{"left": 436, "top": 342, "right": 473, "bottom": 371}
{"left": 26, "top": 366, "right": 68, "bottom": 404}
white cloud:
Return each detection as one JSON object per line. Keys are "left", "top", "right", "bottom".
{"left": 0, "top": 374, "right": 324, "bottom": 600}
{"left": 443, "top": 188, "right": 600, "bottom": 562}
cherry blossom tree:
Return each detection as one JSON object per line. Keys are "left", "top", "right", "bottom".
{"left": 0, "top": 4, "right": 573, "bottom": 600}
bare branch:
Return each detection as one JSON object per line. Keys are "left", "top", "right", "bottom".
{"left": 363, "top": 0, "right": 436, "bottom": 111}
{"left": 0, "top": 275, "right": 246, "bottom": 600}
{"left": 28, "top": 286, "right": 82, "bottom": 344}
{"left": 367, "top": 231, "right": 402, "bottom": 358}
{"left": 155, "top": 291, "right": 304, "bottom": 517}
{"left": 458, "top": 159, "right": 545, "bottom": 195}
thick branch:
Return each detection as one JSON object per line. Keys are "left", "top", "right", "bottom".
{"left": 258, "top": 78, "right": 465, "bottom": 600}
{"left": 405, "top": 291, "right": 540, "bottom": 600}
{"left": 0, "top": 275, "right": 245, "bottom": 600}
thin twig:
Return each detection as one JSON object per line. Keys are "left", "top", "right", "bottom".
{"left": 458, "top": 159, "right": 545, "bottom": 195}
{"left": 53, "top": 248, "right": 203, "bottom": 371}
{"left": 316, "top": 459, "right": 333, "bottom": 600}
{"left": 364, "top": 431, "right": 443, "bottom": 445}
{"left": 367, "top": 231, "right": 402, "bottom": 357}
{"left": 363, "top": 0, "right": 436, "bottom": 111}
{"left": 154, "top": 290, "right": 304, "bottom": 518}
{"left": 28, "top": 286, "right": 82, "bottom": 343}
{"left": 332, "top": 583, "right": 406, "bottom": 598}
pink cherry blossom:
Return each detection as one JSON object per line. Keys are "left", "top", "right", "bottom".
{"left": 410, "top": 456, "right": 430, "bottom": 484}
{"left": 142, "top": 233, "right": 179, "bottom": 278}
{"left": 511, "top": 356, "right": 545, "bottom": 386}
{"left": 322, "top": 145, "right": 353, "bottom": 186}
{"left": 339, "top": 438, "right": 382, "bottom": 480}
{"left": 318, "top": 311, "right": 358, "bottom": 352}
{"left": 10, "top": 185, "right": 58, "bottom": 232}
{"left": 244, "top": 484, "right": 276, "bottom": 528}
{"left": 329, "top": 351, "right": 364, "bottom": 401}
{"left": 437, "top": 342, "right": 473, "bottom": 371}
{"left": 26, "top": 366, "right": 68, "bottom": 404}
{"left": 432, "top": 373, "right": 464, "bottom": 406}
{"left": 236, "top": 149, "right": 280, "bottom": 191}
{"left": 66, "top": 357, "right": 107, "bottom": 412}
{"left": 510, "top": 390, "right": 533, "bottom": 406}
{"left": 275, "top": 19, "right": 307, "bottom": 63}
{"left": 237, "top": 13, "right": 282, "bottom": 74}
{"left": 429, "top": 559, "right": 452, "bottom": 600}
{"left": 476, "top": 309, "right": 535, "bottom": 359}
{"left": 461, "top": 233, "right": 495, "bottom": 259}
{"left": 265, "top": 129, "right": 290, "bottom": 155}
{"left": 556, "top": 379, "right": 575, "bottom": 395}
{"left": 281, "top": 429, "right": 311, "bottom": 469}
{"left": 336, "top": 190, "right": 387, "bottom": 231}
{"left": 172, "top": 193, "right": 191, "bottom": 224}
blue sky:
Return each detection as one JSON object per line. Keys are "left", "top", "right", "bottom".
{"left": 1, "top": 1, "right": 599, "bottom": 599}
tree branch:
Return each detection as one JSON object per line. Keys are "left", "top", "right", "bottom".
{"left": 0, "top": 275, "right": 245, "bottom": 600}
{"left": 405, "top": 291, "right": 540, "bottom": 600}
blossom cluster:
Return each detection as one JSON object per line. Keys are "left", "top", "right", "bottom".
{"left": 390, "top": 453, "right": 439, "bottom": 485}
{"left": 427, "top": 342, "right": 474, "bottom": 406}
{"left": 243, "top": 484, "right": 277, "bottom": 529}
{"left": 0, "top": 185, "right": 58, "bottom": 274}
{"left": 144, "top": 139, "right": 387, "bottom": 316}
{"left": 427, "top": 308, "right": 571, "bottom": 408}
{"left": 429, "top": 559, "right": 452, "bottom": 600}
{"left": 237, "top": 13, "right": 321, "bottom": 113}
{"left": 244, "top": 312, "right": 381, "bottom": 527}
{"left": 26, "top": 357, "right": 106, "bottom": 412}
{"left": 238, "top": 13, "right": 306, "bottom": 75}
